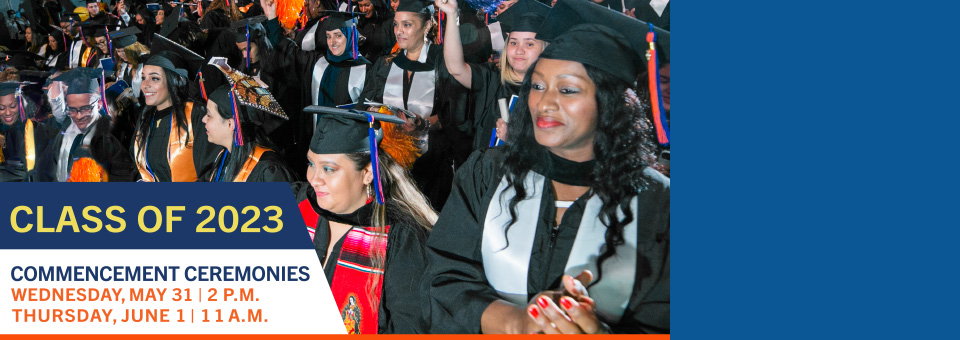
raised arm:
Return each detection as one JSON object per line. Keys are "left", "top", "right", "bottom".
{"left": 435, "top": 0, "right": 472, "bottom": 88}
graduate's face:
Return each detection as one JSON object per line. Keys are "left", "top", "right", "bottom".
{"left": 305, "top": 0, "right": 324, "bottom": 18}
{"left": 202, "top": 100, "right": 235, "bottom": 149}
{"left": 326, "top": 30, "right": 347, "bottom": 57}
{"left": 359, "top": 0, "right": 374, "bottom": 18}
{"left": 505, "top": 32, "right": 543, "bottom": 76}
{"left": 48, "top": 36, "right": 58, "bottom": 50}
{"left": 96, "top": 37, "right": 109, "bottom": 54}
{"left": 66, "top": 93, "right": 96, "bottom": 130}
{"left": 25, "top": 28, "right": 32, "bottom": 43}
{"left": 390, "top": 0, "right": 399, "bottom": 11}
{"left": 116, "top": 48, "right": 128, "bottom": 62}
{"left": 0, "top": 94, "right": 20, "bottom": 126}
{"left": 236, "top": 41, "right": 259, "bottom": 63}
{"left": 136, "top": 14, "right": 146, "bottom": 25}
{"left": 141, "top": 65, "right": 173, "bottom": 110}
{"left": 156, "top": 10, "right": 166, "bottom": 25}
{"left": 528, "top": 58, "right": 599, "bottom": 160}
{"left": 87, "top": 3, "right": 101, "bottom": 16}
{"left": 394, "top": 12, "right": 430, "bottom": 51}
{"left": 306, "top": 152, "right": 374, "bottom": 215}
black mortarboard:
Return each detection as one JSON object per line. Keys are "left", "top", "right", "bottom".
{"left": 0, "top": 82, "right": 21, "bottom": 96}
{"left": 159, "top": 4, "right": 183, "bottom": 36}
{"left": 109, "top": 27, "right": 141, "bottom": 49}
{"left": 537, "top": 0, "right": 670, "bottom": 66}
{"left": 395, "top": 0, "right": 431, "bottom": 14}
{"left": 208, "top": 84, "right": 284, "bottom": 140}
{"left": 52, "top": 67, "right": 103, "bottom": 95}
{"left": 60, "top": 12, "right": 83, "bottom": 24}
{"left": 1, "top": 51, "right": 44, "bottom": 70}
{"left": 149, "top": 33, "right": 206, "bottom": 79}
{"left": 306, "top": 106, "right": 404, "bottom": 155}
{"left": 306, "top": 105, "right": 406, "bottom": 204}
{"left": 496, "top": 0, "right": 549, "bottom": 38}
{"left": 318, "top": 11, "right": 362, "bottom": 32}
{"left": 230, "top": 15, "right": 267, "bottom": 43}
{"left": 85, "top": 0, "right": 100, "bottom": 4}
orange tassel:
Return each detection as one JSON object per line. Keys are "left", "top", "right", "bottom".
{"left": 378, "top": 114, "right": 421, "bottom": 169}
{"left": 67, "top": 157, "right": 109, "bottom": 182}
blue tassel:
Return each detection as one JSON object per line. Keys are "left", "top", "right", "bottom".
{"left": 364, "top": 113, "right": 384, "bottom": 204}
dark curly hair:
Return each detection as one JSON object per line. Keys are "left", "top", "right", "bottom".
{"left": 500, "top": 60, "right": 658, "bottom": 287}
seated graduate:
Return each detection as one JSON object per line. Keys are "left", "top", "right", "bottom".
{"left": 0, "top": 82, "right": 58, "bottom": 182}
{"left": 437, "top": 0, "right": 548, "bottom": 150}
{"left": 132, "top": 50, "right": 221, "bottom": 182}
{"left": 422, "top": 0, "right": 670, "bottom": 334}
{"left": 200, "top": 84, "right": 297, "bottom": 182}
{"left": 292, "top": 106, "right": 433, "bottom": 334}
{"left": 109, "top": 27, "right": 149, "bottom": 98}
{"left": 36, "top": 68, "right": 137, "bottom": 182}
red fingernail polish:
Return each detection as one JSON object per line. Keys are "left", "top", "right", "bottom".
{"left": 537, "top": 296, "right": 549, "bottom": 308}
{"left": 528, "top": 307, "right": 539, "bottom": 318}
{"left": 560, "top": 297, "right": 573, "bottom": 309}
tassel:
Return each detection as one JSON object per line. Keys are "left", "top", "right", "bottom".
{"left": 230, "top": 85, "right": 244, "bottom": 146}
{"left": 16, "top": 85, "right": 25, "bottom": 122}
{"left": 105, "top": 25, "right": 114, "bottom": 62}
{"left": 645, "top": 23, "right": 669, "bottom": 145}
{"left": 198, "top": 71, "right": 208, "bottom": 100}
{"left": 246, "top": 22, "right": 251, "bottom": 69}
{"left": 100, "top": 70, "right": 110, "bottom": 117}
{"left": 438, "top": 12, "right": 444, "bottom": 45}
{"left": 364, "top": 113, "right": 385, "bottom": 204}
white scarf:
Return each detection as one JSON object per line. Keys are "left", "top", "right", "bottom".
{"left": 382, "top": 42, "right": 435, "bottom": 151}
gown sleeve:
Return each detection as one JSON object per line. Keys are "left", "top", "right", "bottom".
{"left": 358, "top": 57, "right": 390, "bottom": 104}
{"left": 421, "top": 149, "right": 505, "bottom": 333}
{"left": 379, "top": 223, "right": 430, "bottom": 334}
{"left": 468, "top": 63, "right": 503, "bottom": 151}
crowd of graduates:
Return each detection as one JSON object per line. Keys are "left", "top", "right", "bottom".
{"left": 0, "top": 0, "right": 670, "bottom": 334}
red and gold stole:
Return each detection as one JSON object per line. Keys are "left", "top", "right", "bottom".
{"left": 331, "top": 226, "right": 390, "bottom": 334}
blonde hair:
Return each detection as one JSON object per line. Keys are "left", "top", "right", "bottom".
{"left": 122, "top": 42, "right": 150, "bottom": 69}
{"left": 499, "top": 33, "right": 547, "bottom": 86}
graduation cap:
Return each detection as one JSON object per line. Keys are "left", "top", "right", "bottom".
{"left": 230, "top": 16, "right": 268, "bottom": 68}
{"left": 208, "top": 57, "right": 288, "bottom": 121}
{"left": 1, "top": 51, "right": 43, "bottom": 70}
{"left": 306, "top": 105, "right": 408, "bottom": 204}
{"left": 52, "top": 67, "right": 103, "bottom": 95}
{"left": 495, "top": 0, "right": 549, "bottom": 39}
{"left": 537, "top": 0, "right": 670, "bottom": 145}
{"left": 0, "top": 81, "right": 39, "bottom": 122}
{"left": 108, "top": 27, "right": 141, "bottom": 49}
{"left": 208, "top": 83, "right": 287, "bottom": 148}
{"left": 159, "top": 4, "right": 185, "bottom": 36}
{"left": 149, "top": 33, "right": 206, "bottom": 79}
{"left": 395, "top": 0, "right": 432, "bottom": 14}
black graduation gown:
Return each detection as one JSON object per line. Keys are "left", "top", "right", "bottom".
{"left": 357, "top": 15, "right": 396, "bottom": 63}
{"left": 310, "top": 199, "right": 431, "bottom": 334}
{"left": 138, "top": 105, "right": 222, "bottom": 182}
{"left": 359, "top": 44, "right": 472, "bottom": 211}
{"left": 35, "top": 117, "right": 138, "bottom": 182}
{"left": 204, "top": 149, "right": 299, "bottom": 182}
{"left": 467, "top": 63, "right": 519, "bottom": 151}
{"left": 200, "top": 8, "right": 231, "bottom": 30}
{"left": 422, "top": 148, "right": 671, "bottom": 334}
{"left": 263, "top": 17, "right": 367, "bottom": 175}
{"left": 0, "top": 119, "right": 58, "bottom": 182}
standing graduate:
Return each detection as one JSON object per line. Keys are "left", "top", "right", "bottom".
{"left": 355, "top": 0, "right": 397, "bottom": 62}
{"left": 293, "top": 0, "right": 335, "bottom": 52}
{"left": 358, "top": 0, "right": 471, "bottom": 211}
{"left": 437, "top": 0, "right": 548, "bottom": 150}
{"left": 132, "top": 50, "right": 221, "bottom": 182}
{"left": 422, "top": 0, "right": 670, "bottom": 334}
{"left": 292, "top": 106, "right": 433, "bottom": 333}
{"left": 262, "top": 0, "right": 370, "bottom": 173}
{"left": 201, "top": 84, "right": 297, "bottom": 182}
{"left": 0, "top": 81, "right": 58, "bottom": 182}
{"left": 36, "top": 68, "right": 137, "bottom": 182}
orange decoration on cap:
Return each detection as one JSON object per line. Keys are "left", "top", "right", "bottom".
{"left": 277, "top": 0, "right": 305, "bottom": 30}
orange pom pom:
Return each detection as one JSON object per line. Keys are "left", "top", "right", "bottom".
{"left": 67, "top": 157, "right": 109, "bottom": 182}
{"left": 277, "top": 0, "right": 305, "bottom": 30}
{"left": 380, "top": 120, "right": 421, "bottom": 169}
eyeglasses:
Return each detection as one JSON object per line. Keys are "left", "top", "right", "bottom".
{"left": 97, "top": 41, "right": 108, "bottom": 46}
{"left": 67, "top": 105, "right": 95, "bottom": 115}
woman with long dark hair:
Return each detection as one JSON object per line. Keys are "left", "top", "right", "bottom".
{"left": 292, "top": 107, "right": 434, "bottom": 333}
{"left": 44, "top": 30, "right": 71, "bottom": 70}
{"left": 423, "top": 2, "right": 670, "bottom": 334}
{"left": 355, "top": 0, "right": 396, "bottom": 61}
{"left": 132, "top": 51, "right": 220, "bottom": 182}
{"left": 201, "top": 85, "right": 296, "bottom": 182}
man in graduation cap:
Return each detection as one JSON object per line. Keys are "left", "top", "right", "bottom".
{"left": 0, "top": 81, "right": 58, "bottom": 182}
{"left": 36, "top": 67, "right": 137, "bottom": 182}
